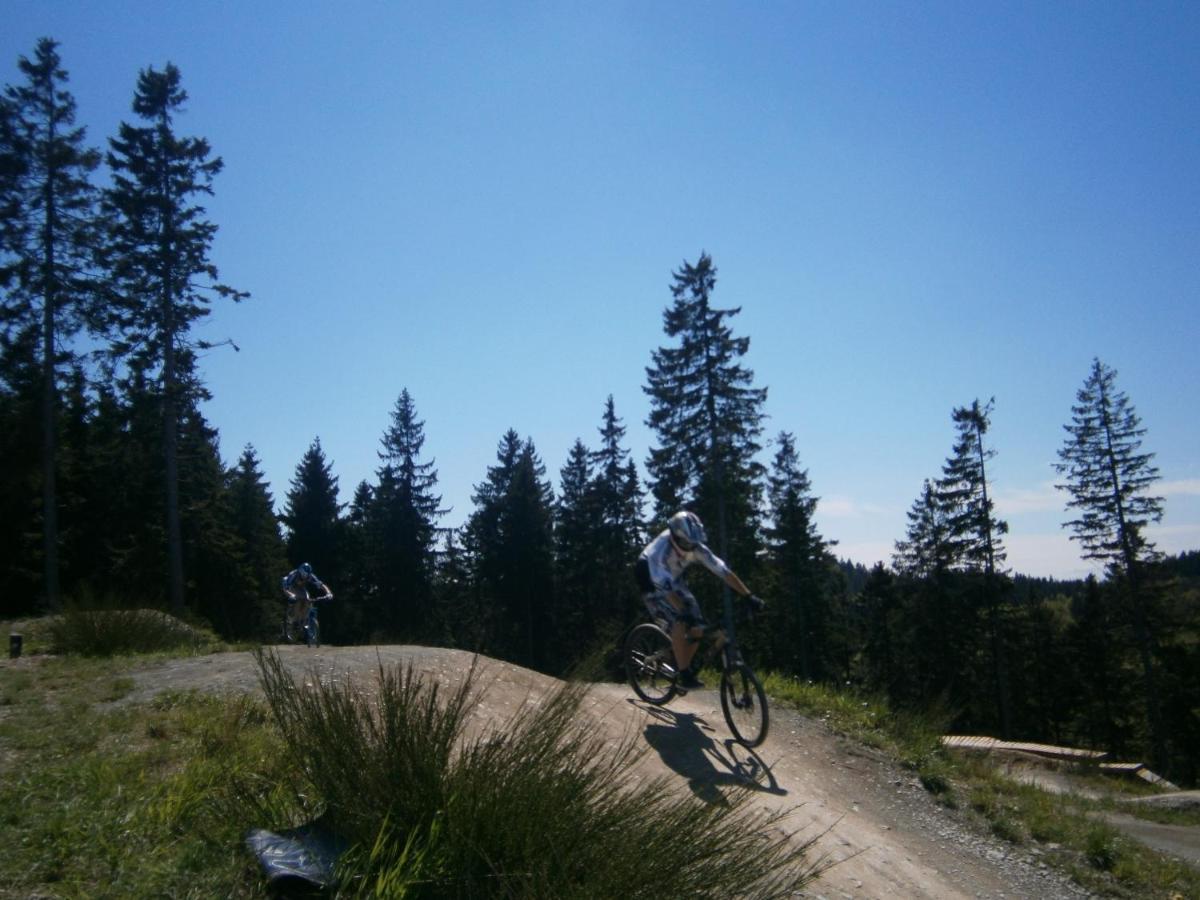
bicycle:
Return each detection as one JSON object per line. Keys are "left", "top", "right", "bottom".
{"left": 624, "top": 597, "right": 769, "bottom": 747}
{"left": 282, "top": 594, "right": 331, "bottom": 648}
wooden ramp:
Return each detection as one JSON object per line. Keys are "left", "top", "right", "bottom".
{"left": 942, "top": 735, "right": 1179, "bottom": 790}
{"left": 942, "top": 735, "right": 1107, "bottom": 762}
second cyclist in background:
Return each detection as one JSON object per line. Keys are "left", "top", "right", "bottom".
{"left": 282, "top": 562, "right": 333, "bottom": 636}
{"left": 634, "top": 511, "right": 762, "bottom": 690}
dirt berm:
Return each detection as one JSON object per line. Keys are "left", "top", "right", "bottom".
{"left": 120, "top": 644, "right": 1096, "bottom": 899}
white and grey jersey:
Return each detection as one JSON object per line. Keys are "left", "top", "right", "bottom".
{"left": 638, "top": 529, "right": 731, "bottom": 594}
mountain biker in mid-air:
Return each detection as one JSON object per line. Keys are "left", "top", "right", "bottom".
{"left": 282, "top": 562, "right": 333, "bottom": 635}
{"left": 635, "top": 511, "right": 763, "bottom": 690}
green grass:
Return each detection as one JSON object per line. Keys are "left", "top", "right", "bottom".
{"left": 0, "top": 655, "right": 285, "bottom": 897}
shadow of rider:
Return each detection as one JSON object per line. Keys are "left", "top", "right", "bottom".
{"left": 637, "top": 703, "right": 787, "bottom": 804}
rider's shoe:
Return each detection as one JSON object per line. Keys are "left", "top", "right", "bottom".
{"left": 677, "top": 671, "right": 705, "bottom": 691}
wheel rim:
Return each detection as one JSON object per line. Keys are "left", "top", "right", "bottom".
{"left": 626, "top": 625, "right": 677, "bottom": 704}
{"left": 721, "top": 665, "right": 768, "bottom": 747}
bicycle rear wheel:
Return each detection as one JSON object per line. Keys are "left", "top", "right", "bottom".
{"left": 720, "top": 663, "right": 768, "bottom": 747}
{"left": 282, "top": 615, "right": 299, "bottom": 644}
{"left": 625, "top": 623, "right": 678, "bottom": 705}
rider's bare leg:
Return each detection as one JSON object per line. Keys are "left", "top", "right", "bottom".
{"left": 670, "top": 619, "right": 704, "bottom": 672}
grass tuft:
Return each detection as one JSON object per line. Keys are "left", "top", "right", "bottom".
{"left": 45, "top": 604, "right": 215, "bottom": 657}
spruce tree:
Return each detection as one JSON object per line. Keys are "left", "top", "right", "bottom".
{"left": 282, "top": 437, "right": 343, "bottom": 587}
{"left": 588, "top": 397, "right": 644, "bottom": 629}
{"left": 937, "top": 398, "right": 1011, "bottom": 735}
{"left": 893, "top": 480, "right": 952, "bottom": 578}
{"left": 643, "top": 252, "right": 767, "bottom": 614}
{"left": 1, "top": 39, "right": 102, "bottom": 610}
{"left": 937, "top": 399, "right": 1007, "bottom": 574}
{"left": 177, "top": 407, "right": 242, "bottom": 633}
{"left": 1056, "top": 359, "right": 1163, "bottom": 573}
{"left": 223, "top": 445, "right": 286, "bottom": 638}
{"left": 464, "top": 430, "right": 555, "bottom": 669}
{"left": 553, "top": 438, "right": 595, "bottom": 666}
{"left": 762, "top": 431, "right": 833, "bottom": 679}
{"left": 102, "top": 62, "right": 246, "bottom": 615}
{"left": 892, "top": 478, "right": 981, "bottom": 714}
{"left": 1055, "top": 357, "right": 1167, "bottom": 771}
{"left": 369, "top": 389, "right": 445, "bottom": 638}
{"left": 339, "top": 480, "right": 376, "bottom": 642}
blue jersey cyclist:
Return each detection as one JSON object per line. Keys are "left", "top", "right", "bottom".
{"left": 281, "top": 562, "right": 333, "bottom": 631}
{"left": 635, "top": 511, "right": 762, "bottom": 690}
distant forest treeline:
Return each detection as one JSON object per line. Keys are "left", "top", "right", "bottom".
{"left": 2, "top": 41, "right": 1197, "bottom": 784}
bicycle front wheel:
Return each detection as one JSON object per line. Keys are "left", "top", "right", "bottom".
{"left": 625, "top": 623, "right": 678, "bottom": 705}
{"left": 305, "top": 618, "right": 320, "bottom": 648}
{"left": 720, "top": 663, "right": 768, "bottom": 747}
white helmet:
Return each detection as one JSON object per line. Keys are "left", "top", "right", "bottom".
{"left": 668, "top": 511, "right": 707, "bottom": 551}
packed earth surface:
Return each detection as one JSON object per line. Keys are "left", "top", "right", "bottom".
{"left": 113, "top": 645, "right": 1198, "bottom": 899}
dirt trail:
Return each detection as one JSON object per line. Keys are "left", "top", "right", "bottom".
{"left": 117, "top": 645, "right": 1097, "bottom": 899}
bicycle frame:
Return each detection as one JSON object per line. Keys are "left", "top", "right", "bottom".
{"left": 625, "top": 592, "right": 768, "bottom": 746}
{"left": 284, "top": 594, "right": 327, "bottom": 646}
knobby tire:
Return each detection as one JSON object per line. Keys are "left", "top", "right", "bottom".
{"left": 625, "top": 622, "right": 677, "bottom": 705}
{"left": 720, "top": 663, "right": 768, "bottom": 747}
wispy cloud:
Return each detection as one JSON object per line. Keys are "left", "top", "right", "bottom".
{"left": 1001, "top": 532, "right": 1104, "bottom": 580}
{"left": 994, "top": 482, "right": 1061, "bottom": 516}
{"left": 994, "top": 478, "right": 1200, "bottom": 518}
{"left": 1161, "top": 479, "right": 1200, "bottom": 497}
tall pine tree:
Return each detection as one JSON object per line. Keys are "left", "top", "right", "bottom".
{"left": 368, "top": 389, "right": 445, "bottom": 638}
{"left": 938, "top": 399, "right": 1007, "bottom": 575}
{"left": 643, "top": 252, "right": 766, "bottom": 618}
{"left": 464, "top": 430, "right": 555, "bottom": 670}
{"left": 553, "top": 437, "right": 596, "bottom": 668}
{"left": 893, "top": 479, "right": 952, "bottom": 578}
{"left": 102, "top": 62, "right": 246, "bottom": 615}
{"left": 1, "top": 39, "right": 102, "bottom": 610}
{"left": 761, "top": 431, "right": 834, "bottom": 679}
{"left": 587, "top": 396, "right": 644, "bottom": 629}
{"left": 937, "top": 398, "right": 1011, "bottom": 736}
{"left": 222, "top": 445, "right": 286, "bottom": 638}
{"left": 282, "top": 437, "right": 343, "bottom": 589}
{"left": 1056, "top": 357, "right": 1167, "bottom": 772}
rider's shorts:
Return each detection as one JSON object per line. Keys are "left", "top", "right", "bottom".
{"left": 635, "top": 559, "right": 705, "bottom": 630}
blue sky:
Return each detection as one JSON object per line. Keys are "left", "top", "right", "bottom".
{"left": 5, "top": 2, "right": 1197, "bottom": 579}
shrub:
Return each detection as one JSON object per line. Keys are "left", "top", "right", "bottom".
{"left": 47, "top": 605, "right": 209, "bottom": 656}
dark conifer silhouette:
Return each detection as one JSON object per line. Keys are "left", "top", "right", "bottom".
{"left": 102, "top": 62, "right": 246, "bottom": 615}
{"left": 1, "top": 39, "right": 102, "bottom": 610}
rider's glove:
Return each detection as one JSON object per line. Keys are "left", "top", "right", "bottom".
{"left": 747, "top": 594, "right": 765, "bottom": 612}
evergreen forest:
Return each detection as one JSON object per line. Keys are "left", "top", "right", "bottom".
{"left": 2, "top": 41, "right": 1197, "bottom": 785}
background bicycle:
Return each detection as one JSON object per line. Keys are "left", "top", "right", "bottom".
{"left": 282, "top": 594, "right": 330, "bottom": 647}
{"left": 624, "top": 597, "right": 769, "bottom": 747}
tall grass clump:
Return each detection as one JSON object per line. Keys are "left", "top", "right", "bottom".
{"left": 252, "top": 649, "right": 819, "bottom": 898}
{"left": 47, "top": 602, "right": 210, "bottom": 656}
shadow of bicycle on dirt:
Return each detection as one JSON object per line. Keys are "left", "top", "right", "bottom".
{"left": 630, "top": 699, "right": 787, "bottom": 805}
